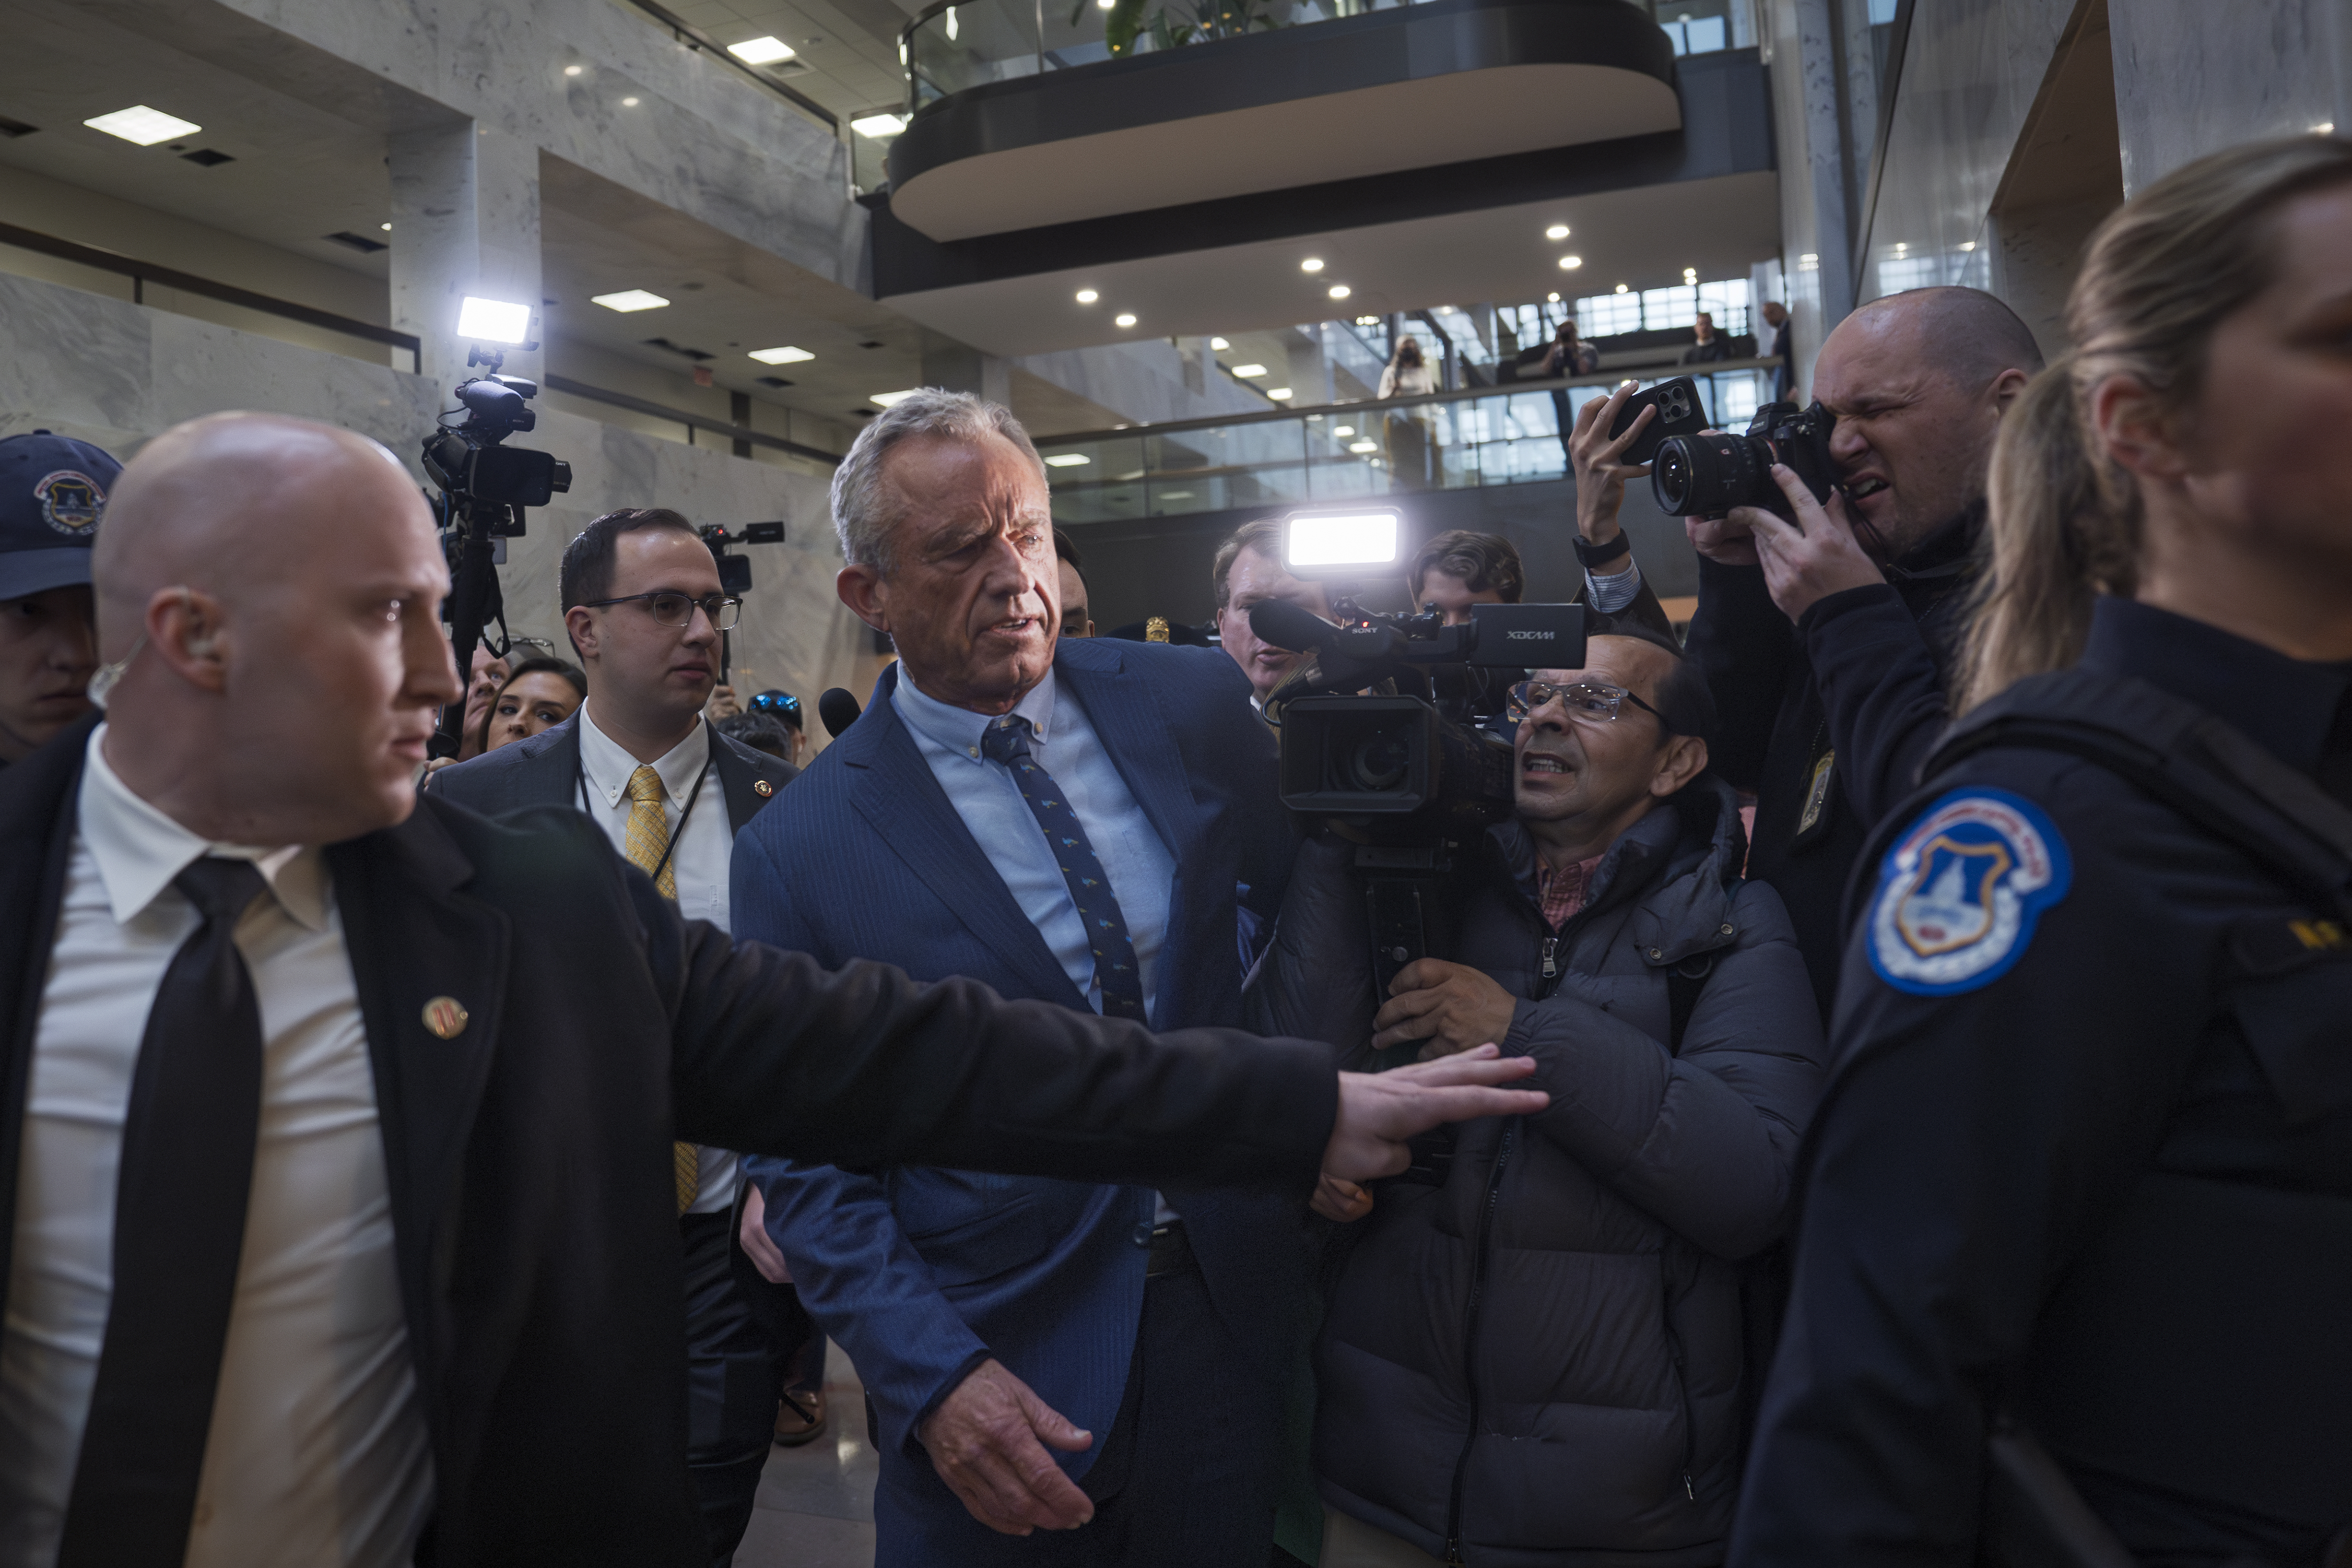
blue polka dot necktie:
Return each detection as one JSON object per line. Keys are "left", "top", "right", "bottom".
{"left": 981, "top": 714, "right": 1148, "bottom": 1022}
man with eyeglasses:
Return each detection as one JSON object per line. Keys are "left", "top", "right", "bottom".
{"left": 426, "top": 505, "right": 806, "bottom": 1563}
{"left": 1302, "top": 623, "right": 1826, "bottom": 1568}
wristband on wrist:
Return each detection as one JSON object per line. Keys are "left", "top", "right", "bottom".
{"left": 1574, "top": 531, "right": 1634, "bottom": 569}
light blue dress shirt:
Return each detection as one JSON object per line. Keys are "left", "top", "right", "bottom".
{"left": 892, "top": 668, "right": 1177, "bottom": 1023}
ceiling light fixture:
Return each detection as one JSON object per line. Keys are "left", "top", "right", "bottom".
{"left": 1545, "top": 223, "right": 1570, "bottom": 240}
{"left": 1614, "top": 283, "right": 1629, "bottom": 294}
{"left": 852, "top": 112, "right": 906, "bottom": 137}
{"left": 1354, "top": 315, "right": 1378, "bottom": 326}
{"left": 1075, "top": 288, "right": 1099, "bottom": 303}
{"left": 1268, "top": 387, "right": 1293, "bottom": 400}
{"left": 870, "top": 390, "right": 920, "bottom": 407}
{"left": 2315, "top": 121, "right": 2337, "bottom": 135}
{"left": 1683, "top": 268, "right": 1698, "bottom": 283}
{"left": 749, "top": 345, "right": 814, "bottom": 363}
{"left": 1349, "top": 440, "right": 1378, "bottom": 454}
{"left": 1231, "top": 363, "right": 1268, "bottom": 378}
{"left": 1327, "top": 284, "right": 1351, "bottom": 300}
{"left": 1210, "top": 337, "right": 1230, "bottom": 350}
{"left": 728, "top": 35, "right": 796, "bottom": 63}
{"left": 1043, "top": 453, "right": 1090, "bottom": 467}
{"left": 1958, "top": 240, "right": 1977, "bottom": 252}
{"left": 1546, "top": 291, "right": 1560, "bottom": 302}
{"left": 1300, "top": 257, "right": 1324, "bottom": 273}
{"left": 1559, "top": 255, "right": 1583, "bottom": 270}
{"left": 1114, "top": 313, "right": 1137, "bottom": 328}
{"left": 381, "top": 222, "right": 393, "bottom": 232}
{"left": 1333, "top": 425, "right": 1354, "bottom": 437}
{"left": 457, "top": 296, "right": 533, "bottom": 344}
{"left": 83, "top": 106, "right": 200, "bottom": 145}
{"left": 591, "top": 289, "right": 670, "bottom": 312}
{"left": 621, "top": 96, "right": 640, "bottom": 106}
{"left": 564, "top": 64, "right": 584, "bottom": 76}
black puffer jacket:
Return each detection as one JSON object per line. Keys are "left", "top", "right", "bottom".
{"left": 1313, "top": 777, "right": 1828, "bottom": 1568}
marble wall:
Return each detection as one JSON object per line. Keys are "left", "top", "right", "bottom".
{"left": 2108, "top": 0, "right": 2346, "bottom": 195}
{"left": 0, "top": 268, "right": 885, "bottom": 748}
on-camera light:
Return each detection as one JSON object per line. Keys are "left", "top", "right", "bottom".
{"left": 457, "top": 296, "right": 533, "bottom": 344}
{"left": 1286, "top": 509, "right": 1400, "bottom": 574}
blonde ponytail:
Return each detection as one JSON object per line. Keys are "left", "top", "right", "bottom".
{"left": 1958, "top": 134, "right": 2352, "bottom": 711}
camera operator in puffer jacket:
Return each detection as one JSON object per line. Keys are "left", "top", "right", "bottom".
{"left": 1299, "top": 622, "right": 1827, "bottom": 1568}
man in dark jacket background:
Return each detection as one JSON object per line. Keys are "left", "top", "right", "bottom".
{"left": 1300, "top": 627, "right": 1827, "bottom": 1567}
{"left": 1682, "top": 287, "right": 2039, "bottom": 1015}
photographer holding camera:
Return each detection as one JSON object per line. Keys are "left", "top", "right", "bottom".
{"left": 1679, "top": 286, "right": 2041, "bottom": 1014}
{"left": 1301, "top": 625, "right": 1826, "bottom": 1567}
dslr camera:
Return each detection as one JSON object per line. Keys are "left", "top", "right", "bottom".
{"left": 1650, "top": 400, "right": 1840, "bottom": 521}
{"left": 1251, "top": 509, "right": 1586, "bottom": 997}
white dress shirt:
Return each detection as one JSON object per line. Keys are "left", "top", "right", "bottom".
{"left": 574, "top": 703, "right": 740, "bottom": 1212}
{"left": 0, "top": 726, "right": 431, "bottom": 1568}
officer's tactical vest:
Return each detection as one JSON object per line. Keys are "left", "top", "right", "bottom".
{"left": 1907, "top": 668, "right": 2352, "bottom": 1540}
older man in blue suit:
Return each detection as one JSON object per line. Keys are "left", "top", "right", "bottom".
{"left": 733, "top": 390, "right": 1307, "bottom": 1566}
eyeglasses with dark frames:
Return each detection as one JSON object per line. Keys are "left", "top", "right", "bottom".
{"left": 580, "top": 591, "right": 742, "bottom": 631}
{"left": 1507, "top": 678, "right": 1667, "bottom": 727}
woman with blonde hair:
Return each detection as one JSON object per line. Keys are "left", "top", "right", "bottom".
{"left": 1734, "top": 134, "right": 2352, "bottom": 1567}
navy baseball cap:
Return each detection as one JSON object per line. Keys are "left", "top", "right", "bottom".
{"left": 0, "top": 431, "right": 122, "bottom": 601}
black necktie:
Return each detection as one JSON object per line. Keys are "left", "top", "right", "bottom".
{"left": 980, "top": 715, "right": 1149, "bottom": 1021}
{"left": 58, "top": 857, "right": 269, "bottom": 1568}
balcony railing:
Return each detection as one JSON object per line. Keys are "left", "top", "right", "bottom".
{"left": 1036, "top": 359, "right": 1779, "bottom": 523}
{"left": 902, "top": 0, "right": 1752, "bottom": 116}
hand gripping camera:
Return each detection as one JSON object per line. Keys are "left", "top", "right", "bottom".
{"left": 1649, "top": 400, "right": 1840, "bottom": 522}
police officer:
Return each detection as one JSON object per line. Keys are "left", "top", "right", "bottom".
{"left": 1733, "top": 135, "right": 2352, "bottom": 1567}
{"left": 0, "top": 431, "right": 120, "bottom": 769}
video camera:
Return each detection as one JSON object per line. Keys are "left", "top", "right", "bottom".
{"left": 421, "top": 345, "right": 573, "bottom": 758}
{"left": 698, "top": 521, "right": 785, "bottom": 683}
{"left": 1650, "top": 400, "right": 1839, "bottom": 522}
{"left": 1251, "top": 509, "right": 1586, "bottom": 998}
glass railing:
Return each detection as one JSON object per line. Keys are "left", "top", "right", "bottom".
{"left": 903, "top": 0, "right": 1753, "bottom": 115}
{"left": 1037, "top": 361, "right": 1776, "bottom": 523}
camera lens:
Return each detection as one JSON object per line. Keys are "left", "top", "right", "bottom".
{"left": 1345, "top": 725, "right": 1413, "bottom": 792}
{"left": 1651, "top": 432, "right": 1772, "bottom": 517}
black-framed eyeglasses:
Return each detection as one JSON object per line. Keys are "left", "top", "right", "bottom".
{"left": 580, "top": 591, "right": 741, "bottom": 631}
{"left": 1508, "top": 678, "right": 1667, "bottom": 727}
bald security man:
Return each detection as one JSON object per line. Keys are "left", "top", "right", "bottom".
{"left": 1679, "top": 286, "right": 2043, "bottom": 1015}
{"left": 0, "top": 411, "right": 1547, "bottom": 1568}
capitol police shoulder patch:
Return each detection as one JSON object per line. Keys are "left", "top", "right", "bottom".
{"left": 1866, "top": 787, "right": 2072, "bottom": 996}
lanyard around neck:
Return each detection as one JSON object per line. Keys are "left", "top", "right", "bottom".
{"left": 575, "top": 725, "right": 714, "bottom": 896}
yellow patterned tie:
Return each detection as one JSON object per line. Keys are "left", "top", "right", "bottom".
{"left": 622, "top": 765, "right": 698, "bottom": 1212}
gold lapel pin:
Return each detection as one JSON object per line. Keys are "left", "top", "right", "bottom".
{"left": 421, "top": 996, "right": 470, "bottom": 1039}
{"left": 753, "top": 779, "right": 775, "bottom": 797}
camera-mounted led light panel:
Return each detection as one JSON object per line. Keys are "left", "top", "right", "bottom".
{"left": 457, "top": 296, "right": 533, "bottom": 345}
{"left": 1285, "top": 509, "right": 1401, "bottom": 577}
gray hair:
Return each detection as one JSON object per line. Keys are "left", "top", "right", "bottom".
{"left": 830, "top": 388, "right": 1047, "bottom": 573}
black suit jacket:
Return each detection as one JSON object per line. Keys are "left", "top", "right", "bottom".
{"left": 0, "top": 717, "right": 1336, "bottom": 1568}
{"left": 422, "top": 711, "right": 795, "bottom": 832}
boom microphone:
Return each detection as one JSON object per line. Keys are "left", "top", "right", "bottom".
{"left": 817, "top": 687, "right": 863, "bottom": 739}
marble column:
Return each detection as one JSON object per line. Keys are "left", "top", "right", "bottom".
{"left": 2108, "top": 0, "right": 2338, "bottom": 195}
{"left": 390, "top": 120, "right": 544, "bottom": 394}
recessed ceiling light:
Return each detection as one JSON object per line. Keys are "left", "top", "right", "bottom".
{"left": 1799, "top": 253, "right": 1819, "bottom": 264}
{"left": 749, "top": 345, "right": 814, "bottom": 363}
{"left": 1075, "top": 289, "right": 1099, "bottom": 304}
{"left": 621, "top": 96, "right": 640, "bottom": 106}
{"left": 1043, "top": 453, "right": 1090, "bottom": 467}
{"left": 1210, "top": 337, "right": 1230, "bottom": 350}
{"left": 1267, "top": 387, "right": 1293, "bottom": 400}
{"left": 2314, "top": 121, "right": 2337, "bottom": 135}
{"left": 457, "top": 296, "right": 533, "bottom": 344}
{"left": 1327, "top": 284, "right": 1351, "bottom": 300}
{"left": 1299, "top": 258, "right": 1324, "bottom": 273}
{"left": 1333, "top": 425, "right": 1354, "bottom": 437}
{"left": 729, "top": 35, "right": 796, "bottom": 63}
{"left": 1615, "top": 283, "right": 1630, "bottom": 294}
{"left": 564, "top": 64, "right": 584, "bottom": 76}
{"left": 1231, "top": 363, "right": 1268, "bottom": 378}
{"left": 1160, "top": 489, "right": 1194, "bottom": 500}
{"left": 1114, "top": 313, "right": 1137, "bottom": 328}
{"left": 1349, "top": 441, "right": 1378, "bottom": 454}
{"left": 1546, "top": 291, "right": 1560, "bottom": 302}
{"left": 852, "top": 112, "right": 906, "bottom": 138}
{"left": 1545, "top": 223, "right": 1570, "bottom": 240}
{"left": 870, "top": 389, "right": 919, "bottom": 407}
{"left": 592, "top": 289, "right": 670, "bottom": 312}
{"left": 381, "top": 222, "right": 393, "bottom": 232}
{"left": 1559, "top": 255, "right": 1583, "bottom": 269}
{"left": 84, "top": 106, "right": 200, "bottom": 146}
{"left": 1958, "top": 241, "right": 1977, "bottom": 252}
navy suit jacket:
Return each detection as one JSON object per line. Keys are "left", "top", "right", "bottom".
{"left": 732, "top": 638, "right": 1304, "bottom": 1530}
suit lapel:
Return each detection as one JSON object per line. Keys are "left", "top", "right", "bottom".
{"left": 709, "top": 730, "right": 762, "bottom": 833}
{"left": 842, "top": 671, "right": 1084, "bottom": 1008}
{"left": 0, "top": 714, "right": 97, "bottom": 1294}
{"left": 1056, "top": 646, "right": 1199, "bottom": 867}
{"left": 325, "top": 803, "right": 512, "bottom": 1425}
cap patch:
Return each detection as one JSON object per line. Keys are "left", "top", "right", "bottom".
{"left": 35, "top": 470, "right": 105, "bottom": 536}
{"left": 1866, "top": 788, "right": 2072, "bottom": 996}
